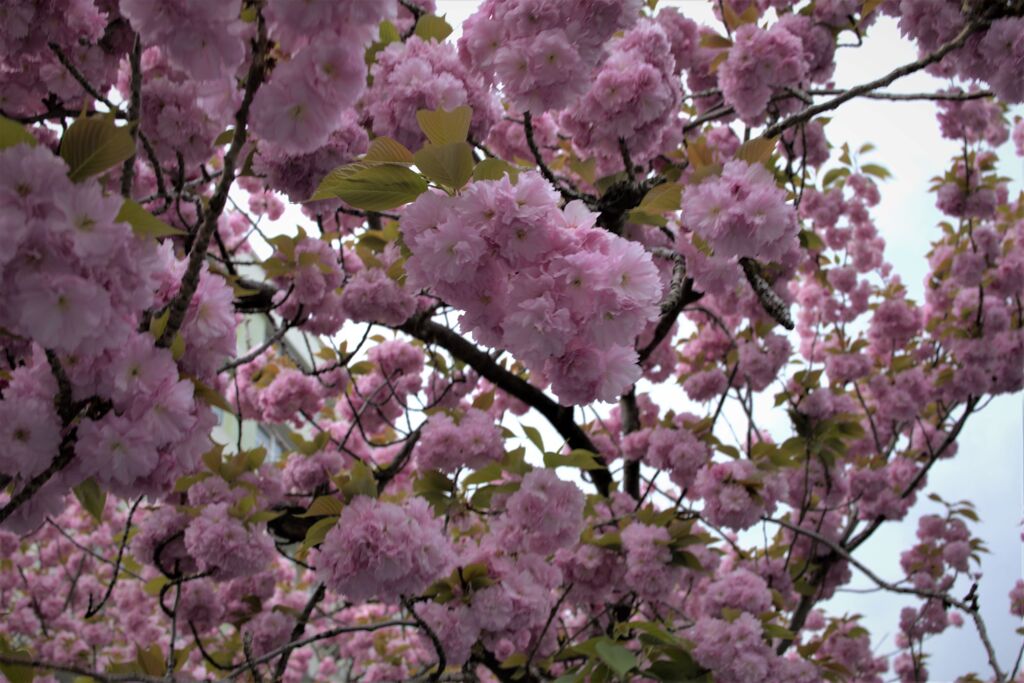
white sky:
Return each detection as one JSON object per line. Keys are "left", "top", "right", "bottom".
{"left": 248, "top": 2, "right": 1024, "bottom": 677}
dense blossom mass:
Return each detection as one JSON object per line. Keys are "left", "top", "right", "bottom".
{"left": 0, "top": 0, "right": 1022, "bottom": 682}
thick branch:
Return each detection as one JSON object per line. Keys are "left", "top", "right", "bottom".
{"left": 638, "top": 253, "right": 699, "bottom": 363}
{"left": 620, "top": 389, "right": 641, "bottom": 500}
{"left": 739, "top": 257, "right": 794, "bottom": 330}
{"left": 398, "top": 314, "right": 613, "bottom": 496}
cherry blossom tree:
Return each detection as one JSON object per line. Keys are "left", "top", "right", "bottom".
{"left": 1, "top": 0, "right": 1023, "bottom": 682}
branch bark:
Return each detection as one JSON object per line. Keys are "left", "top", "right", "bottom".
{"left": 398, "top": 314, "right": 613, "bottom": 496}
{"left": 157, "top": 14, "right": 268, "bottom": 347}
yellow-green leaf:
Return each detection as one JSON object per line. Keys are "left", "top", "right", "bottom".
{"left": 638, "top": 183, "right": 682, "bottom": 213}
{"left": 416, "top": 106, "right": 472, "bottom": 145}
{"left": 170, "top": 332, "right": 185, "bottom": 361}
{"left": 594, "top": 639, "right": 636, "bottom": 676}
{"left": 699, "top": 33, "right": 733, "bottom": 49}
{"left": 214, "top": 128, "right": 235, "bottom": 146}
{"left": 472, "top": 157, "right": 516, "bottom": 182}
{"left": 60, "top": 115, "right": 136, "bottom": 182}
{"left": 414, "top": 141, "right": 474, "bottom": 190}
{"left": 543, "top": 449, "right": 603, "bottom": 470}
{"left": 522, "top": 425, "right": 544, "bottom": 452}
{"left": 312, "top": 164, "right": 427, "bottom": 210}
{"left": 340, "top": 461, "right": 378, "bottom": 500}
{"left": 736, "top": 136, "right": 777, "bottom": 166}
{"left": 299, "top": 495, "right": 344, "bottom": 518}
{"left": 364, "top": 136, "right": 415, "bottom": 164}
{"left": 143, "top": 576, "right": 169, "bottom": 597}
{"left": 73, "top": 478, "right": 106, "bottom": 523}
{"left": 0, "top": 116, "right": 37, "bottom": 150}
{"left": 189, "top": 376, "right": 234, "bottom": 412}
{"left": 135, "top": 644, "right": 163, "bottom": 677}
{"left": 414, "top": 14, "right": 453, "bottom": 42}
{"left": 0, "top": 637, "right": 35, "bottom": 683}
{"left": 116, "top": 199, "right": 186, "bottom": 239}
{"left": 861, "top": 163, "right": 891, "bottom": 179}
{"left": 300, "top": 515, "right": 339, "bottom": 552}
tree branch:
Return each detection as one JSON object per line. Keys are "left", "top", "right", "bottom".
{"left": 398, "top": 313, "right": 613, "bottom": 496}
{"left": 157, "top": 13, "right": 268, "bottom": 347}
{"left": 763, "top": 19, "right": 987, "bottom": 139}
{"left": 739, "top": 257, "right": 794, "bottom": 330}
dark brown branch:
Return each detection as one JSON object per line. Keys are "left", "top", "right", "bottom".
{"left": 218, "top": 306, "right": 304, "bottom": 373}
{"left": 157, "top": 13, "right": 268, "bottom": 347}
{"left": 375, "top": 430, "right": 421, "bottom": 492}
{"left": 85, "top": 497, "right": 142, "bottom": 617}
{"left": 619, "top": 389, "right": 641, "bottom": 500}
{"left": 119, "top": 35, "right": 142, "bottom": 197}
{"left": 638, "top": 253, "right": 698, "bottom": 363}
{"left": 217, "top": 620, "right": 417, "bottom": 681}
{"left": 763, "top": 19, "right": 987, "bottom": 139}
{"left": 398, "top": 313, "right": 613, "bottom": 496}
{"left": 739, "top": 257, "right": 794, "bottom": 330}
{"left": 522, "top": 111, "right": 590, "bottom": 203}
{"left": 404, "top": 599, "right": 445, "bottom": 682}
{"left": 0, "top": 654, "right": 171, "bottom": 683}
{"left": 271, "top": 583, "right": 326, "bottom": 682}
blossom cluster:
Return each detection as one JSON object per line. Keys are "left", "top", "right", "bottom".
{"left": 402, "top": 172, "right": 663, "bottom": 404}
{"left": 363, "top": 36, "right": 502, "bottom": 150}
{"left": 0, "top": 143, "right": 233, "bottom": 531}
{"left": 561, "top": 19, "right": 682, "bottom": 173}
{"left": 458, "top": 0, "right": 642, "bottom": 112}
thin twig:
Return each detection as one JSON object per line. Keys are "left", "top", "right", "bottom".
{"left": 85, "top": 497, "right": 143, "bottom": 617}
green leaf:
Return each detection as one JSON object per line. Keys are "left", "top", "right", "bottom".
{"left": 73, "top": 478, "right": 106, "bottom": 523}
{"left": 311, "top": 164, "right": 427, "bottom": 210}
{"left": 300, "top": 516, "right": 339, "bottom": 552}
{"left": 416, "top": 106, "right": 472, "bottom": 145}
{"left": 638, "top": 183, "right": 682, "bottom": 212}
{"left": 799, "top": 229, "right": 825, "bottom": 252}
{"left": 143, "top": 576, "right": 169, "bottom": 596}
{"left": 170, "top": 332, "right": 186, "bottom": 361}
{"left": 521, "top": 425, "right": 545, "bottom": 452}
{"left": 60, "top": 115, "right": 135, "bottom": 182}
{"left": 299, "top": 496, "right": 344, "bottom": 518}
{"left": 860, "top": 163, "right": 891, "bottom": 179}
{"left": 339, "top": 461, "right": 378, "bottom": 500}
{"left": 135, "top": 644, "right": 163, "bottom": 677}
{"left": 594, "top": 640, "right": 636, "bottom": 677}
{"left": 0, "top": 637, "right": 35, "bottom": 683}
{"left": 414, "top": 141, "right": 474, "bottom": 190}
{"left": 473, "top": 157, "right": 517, "bottom": 182}
{"left": 762, "top": 623, "right": 796, "bottom": 639}
{"left": 414, "top": 14, "right": 454, "bottom": 42}
{"left": 543, "top": 449, "right": 603, "bottom": 471}
{"left": 699, "top": 33, "right": 733, "bottom": 49}
{"left": 188, "top": 376, "right": 234, "bottom": 412}
{"left": 627, "top": 209, "right": 668, "bottom": 226}
{"left": 822, "top": 166, "right": 850, "bottom": 187}
{"left": 214, "top": 128, "right": 235, "bottom": 146}
{"left": 116, "top": 199, "right": 185, "bottom": 239}
{"left": 364, "top": 136, "right": 415, "bottom": 164}
{"left": 0, "top": 116, "right": 37, "bottom": 150}
{"left": 736, "top": 136, "right": 777, "bottom": 166}
{"left": 462, "top": 462, "right": 505, "bottom": 486}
